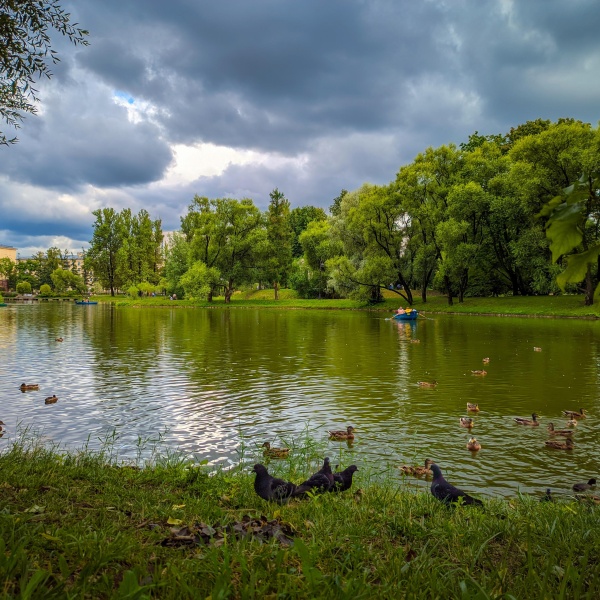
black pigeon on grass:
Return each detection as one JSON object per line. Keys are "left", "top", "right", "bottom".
{"left": 331, "top": 465, "right": 359, "bottom": 492}
{"left": 430, "top": 463, "right": 483, "bottom": 507}
{"left": 252, "top": 464, "right": 296, "bottom": 503}
{"left": 293, "top": 457, "right": 334, "bottom": 496}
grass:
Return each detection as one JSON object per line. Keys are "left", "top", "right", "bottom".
{"left": 92, "top": 289, "right": 600, "bottom": 319}
{"left": 2, "top": 432, "right": 600, "bottom": 599}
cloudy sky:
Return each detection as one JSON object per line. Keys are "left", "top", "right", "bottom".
{"left": 1, "top": 0, "right": 599, "bottom": 257}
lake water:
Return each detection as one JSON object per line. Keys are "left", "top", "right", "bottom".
{"left": 1, "top": 302, "right": 599, "bottom": 499}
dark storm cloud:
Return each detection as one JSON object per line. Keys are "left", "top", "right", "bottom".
{"left": 2, "top": 0, "right": 600, "bottom": 254}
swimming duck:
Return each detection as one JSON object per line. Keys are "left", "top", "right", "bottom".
{"left": 328, "top": 426, "right": 356, "bottom": 440}
{"left": 44, "top": 395, "right": 58, "bottom": 404}
{"left": 55, "top": 337, "right": 63, "bottom": 342}
{"left": 399, "top": 458, "right": 433, "bottom": 476}
{"left": 467, "top": 437, "right": 481, "bottom": 451}
{"left": 471, "top": 370, "right": 487, "bottom": 376}
{"left": 573, "top": 478, "right": 596, "bottom": 492}
{"left": 562, "top": 409, "right": 587, "bottom": 419}
{"left": 566, "top": 419, "right": 578, "bottom": 427}
{"left": 261, "top": 442, "right": 290, "bottom": 459}
{"left": 0, "top": 420, "right": 5, "bottom": 432}
{"left": 533, "top": 347, "right": 542, "bottom": 352}
{"left": 417, "top": 381, "right": 437, "bottom": 388}
{"left": 460, "top": 417, "right": 474, "bottom": 428}
{"left": 547, "top": 423, "right": 574, "bottom": 437}
{"left": 514, "top": 413, "right": 539, "bottom": 426}
{"left": 20, "top": 383, "right": 39, "bottom": 391}
{"left": 467, "top": 403, "right": 480, "bottom": 412}
{"left": 545, "top": 438, "right": 574, "bottom": 450}
{"left": 482, "top": 357, "right": 490, "bottom": 364}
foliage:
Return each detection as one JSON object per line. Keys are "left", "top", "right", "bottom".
{"left": 38, "top": 283, "right": 52, "bottom": 296}
{"left": 264, "top": 188, "right": 292, "bottom": 299}
{"left": 289, "top": 205, "right": 327, "bottom": 258}
{"left": 50, "top": 267, "right": 85, "bottom": 293}
{"left": 15, "top": 280, "right": 31, "bottom": 294}
{"left": 179, "top": 261, "right": 221, "bottom": 300}
{"left": 0, "top": 0, "right": 89, "bottom": 144}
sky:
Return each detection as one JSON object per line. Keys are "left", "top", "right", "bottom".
{"left": 1, "top": 0, "right": 600, "bottom": 257}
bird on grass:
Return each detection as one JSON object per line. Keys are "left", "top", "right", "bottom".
{"left": 252, "top": 464, "right": 296, "bottom": 503}
{"left": 417, "top": 381, "right": 437, "bottom": 388}
{"left": 514, "top": 413, "right": 539, "bottom": 426}
{"left": 547, "top": 423, "right": 574, "bottom": 437}
{"left": 293, "top": 457, "right": 334, "bottom": 496}
{"left": 467, "top": 438, "right": 481, "bottom": 451}
{"left": 471, "top": 370, "right": 487, "bottom": 376}
{"left": 460, "top": 417, "right": 474, "bottom": 428}
{"left": 44, "top": 395, "right": 58, "bottom": 404}
{"left": 399, "top": 458, "right": 433, "bottom": 477}
{"left": 540, "top": 489, "right": 553, "bottom": 503}
{"left": 573, "top": 479, "right": 596, "bottom": 492}
{"left": 545, "top": 438, "right": 574, "bottom": 450}
{"left": 331, "top": 465, "right": 358, "bottom": 492}
{"left": 20, "top": 383, "right": 39, "bottom": 391}
{"left": 562, "top": 409, "right": 587, "bottom": 419}
{"left": 328, "top": 426, "right": 355, "bottom": 440}
{"left": 430, "top": 463, "right": 483, "bottom": 507}
{"left": 261, "top": 442, "right": 290, "bottom": 459}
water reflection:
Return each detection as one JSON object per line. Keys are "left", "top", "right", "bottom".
{"left": 1, "top": 303, "right": 599, "bottom": 497}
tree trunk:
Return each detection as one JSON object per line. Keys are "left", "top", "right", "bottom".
{"left": 584, "top": 264, "right": 594, "bottom": 306}
{"left": 224, "top": 281, "right": 234, "bottom": 304}
{"left": 207, "top": 288, "right": 213, "bottom": 302}
{"left": 444, "top": 275, "right": 453, "bottom": 305}
{"left": 273, "top": 281, "right": 279, "bottom": 300}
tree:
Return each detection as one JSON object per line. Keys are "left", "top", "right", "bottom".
{"left": 289, "top": 205, "right": 327, "bottom": 258}
{"left": 163, "top": 232, "right": 190, "bottom": 298}
{"left": 50, "top": 267, "right": 85, "bottom": 293}
{"left": 0, "top": 0, "right": 89, "bottom": 144}
{"left": 16, "top": 280, "right": 31, "bottom": 294}
{"left": 179, "top": 261, "right": 220, "bottom": 300}
{"left": 264, "top": 188, "right": 292, "bottom": 300}
{"left": 0, "top": 256, "right": 15, "bottom": 289}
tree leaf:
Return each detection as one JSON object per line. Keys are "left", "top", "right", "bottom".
{"left": 556, "top": 246, "right": 600, "bottom": 290}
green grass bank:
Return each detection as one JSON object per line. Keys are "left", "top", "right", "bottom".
{"left": 96, "top": 289, "right": 600, "bottom": 319}
{"left": 2, "top": 436, "right": 600, "bottom": 599}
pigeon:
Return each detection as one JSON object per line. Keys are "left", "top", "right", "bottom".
{"left": 293, "top": 457, "right": 334, "bottom": 496}
{"left": 430, "top": 463, "right": 483, "bottom": 507}
{"left": 573, "top": 478, "right": 596, "bottom": 492}
{"left": 330, "top": 465, "right": 358, "bottom": 492}
{"left": 252, "top": 464, "right": 296, "bottom": 503}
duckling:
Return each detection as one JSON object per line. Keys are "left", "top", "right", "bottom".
{"left": 547, "top": 422, "right": 574, "bottom": 437}
{"left": 567, "top": 418, "right": 578, "bottom": 427}
{"left": 328, "top": 425, "right": 356, "bottom": 440}
{"left": 471, "top": 370, "right": 487, "bottom": 376}
{"left": 514, "top": 413, "right": 539, "bottom": 426}
{"left": 399, "top": 458, "right": 433, "bottom": 476}
{"left": 533, "top": 347, "right": 542, "bottom": 352}
{"left": 467, "top": 403, "right": 480, "bottom": 412}
{"left": 562, "top": 408, "right": 587, "bottom": 419}
{"left": 55, "top": 337, "right": 63, "bottom": 342}
{"left": 545, "top": 438, "right": 574, "bottom": 450}
{"left": 482, "top": 357, "right": 490, "bottom": 364}
{"left": 460, "top": 417, "right": 474, "bottom": 428}
{"left": 467, "top": 437, "right": 481, "bottom": 451}
{"left": 261, "top": 442, "right": 290, "bottom": 459}
{"left": 573, "top": 478, "right": 596, "bottom": 492}
{"left": 44, "top": 395, "right": 58, "bottom": 404}
{"left": 417, "top": 380, "right": 437, "bottom": 388}
{"left": 19, "top": 383, "right": 39, "bottom": 391}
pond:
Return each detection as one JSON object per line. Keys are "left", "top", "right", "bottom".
{"left": 1, "top": 302, "right": 599, "bottom": 499}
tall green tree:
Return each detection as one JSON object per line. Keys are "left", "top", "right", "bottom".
{"left": 0, "top": 0, "right": 89, "bottom": 144}
{"left": 289, "top": 205, "right": 327, "bottom": 258}
{"left": 264, "top": 188, "right": 292, "bottom": 300}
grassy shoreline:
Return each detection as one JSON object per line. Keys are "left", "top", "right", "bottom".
{"left": 93, "top": 290, "right": 600, "bottom": 319}
{"left": 2, "top": 437, "right": 600, "bottom": 598}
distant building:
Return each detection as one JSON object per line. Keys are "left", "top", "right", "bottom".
{"left": 0, "top": 245, "right": 17, "bottom": 291}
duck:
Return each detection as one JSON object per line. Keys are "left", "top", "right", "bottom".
{"left": 514, "top": 413, "right": 539, "bottom": 426}
{"left": 20, "top": 383, "right": 39, "bottom": 391}
{"left": 467, "top": 437, "right": 481, "bottom": 451}
{"left": 55, "top": 337, "right": 63, "bottom": 342}
{"left": 573, "top": 478, "right": 596, "bottom": 492}
{"left": 540, "top": 488, "right": 553, "bottom": 503}
{"left": 467, "top": 403, "right": 480, "bottom": 412}
{"left": 562, "top": 409, "right": 587, "bottom": 419}
{"left": 399, "top": 458, "right": 433, "bottom": 476}
{"left": 566, "top": 418, "right": 578, "bottom": 427}
{"left": 471, "top": 370, "right": 487, "bottom": 376}
{"left": 546, "top": 423, "right": 574, "bottom": 437}
{"left": 44, "top": 395, "right": 58, "bottom": 404}
{"left": 545, "top": 438, "right": 574, "bottom": 450}
{"left": 328, "top": 426, "right": 355, "bottom": 440}
{"left": 261, "top": 442, "right": 290, "bottom": 459}
{"left": 417, "top": 381, "right": 437, "bottom": 388}
{"left": 460, "top": 417, "right": 474, "bottom": 428}
{"left": 533, "top": 347, "right": 542, "bottom": 352}
{"left": 0, "top": 420, "right": 5, "bottom": 432}
{"left": 482, "top": 357, "right": 490, "bottom": 364}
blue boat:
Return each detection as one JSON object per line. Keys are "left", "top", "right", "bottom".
{"left": 75, "top": 300, "right": 98, "bottom": 305}
{"left": 392, "top": 309, "right": 418, "bottom": 321}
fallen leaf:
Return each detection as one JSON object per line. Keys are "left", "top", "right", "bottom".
{"left": 167, "top": 517, "right": 183, "bottom": 525}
